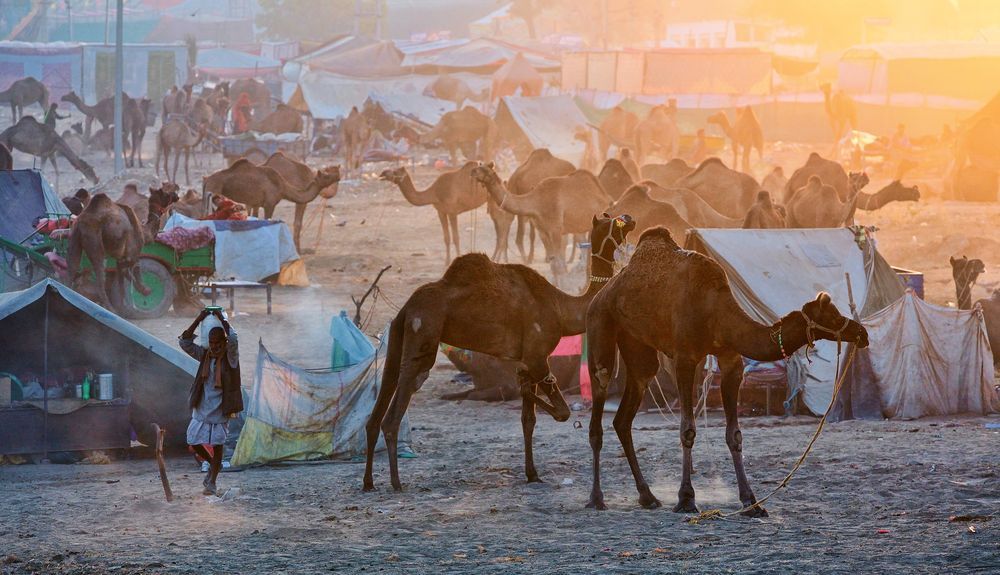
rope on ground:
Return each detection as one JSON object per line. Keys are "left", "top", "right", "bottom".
{"left": 686, "top": 345, "right": 858, "bottom": 524}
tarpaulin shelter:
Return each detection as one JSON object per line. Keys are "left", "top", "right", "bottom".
{"left": 231, "top": 319, "right": 413, "bottom": 466}
{"left": 684, "top": 228, "right": 905, "bottom": 417}
{"left": 0, "top": 280, "right": 197, "bottom": 453}
{"left": 491, "top": 52, "right": 544, "bottom": 100}
{"left": 494, "top": 95, "right": 588, "bottom": 164}
{"left": 861, "top": 292, "right": 997, "bottom": 419}
{"left": 163, "top": 214, "right": 303, "bottom": 284}
{"left": 196, "top": 48, "right": 282, "bottom": 80}
{"left": 289, "top": 70, "right": 439, "bottom": 120}
{"left": 427, "top": 38, "right": 560, "bottom": 72}
{"left": 839, "top": 42, "right": 1000, "bottom": 106}
{"left": 304, "top": 41, "right": 405, "bottom": 78}
{"left": 367, "top": 92, "right": 454, "bottom": 128}
{"left": 0, "top": 170, "right": 67, "bottom": 244}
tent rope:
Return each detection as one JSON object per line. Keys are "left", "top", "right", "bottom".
{"left": 687, "top": 344, "right": 857, "bottom": 524}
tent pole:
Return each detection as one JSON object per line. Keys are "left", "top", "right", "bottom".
{"left": 42, "top": 291, "right": 49, "bottom": 462}
{"left": 112, "top": 0, "right": 124, "bottom": 174}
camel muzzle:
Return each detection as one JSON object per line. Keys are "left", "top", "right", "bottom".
{"left": 530, "top": 378, "right": 571, "bottom": 422}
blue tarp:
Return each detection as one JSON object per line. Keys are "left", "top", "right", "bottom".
{"left": 0, "top": 170, "right": 68, "bottom": 244}
{"left": 330, "top": 310, "right": 376, "bottom": 371}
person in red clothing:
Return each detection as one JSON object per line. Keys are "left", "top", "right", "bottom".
{"left": 202, "top": 195, "right": 248, "bottom": 221}
{"left": 233, "top": 92, "right": 252, "bottom": 134}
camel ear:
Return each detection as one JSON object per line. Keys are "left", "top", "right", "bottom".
{"left": 816, "top": 292, "right": 832, "bottom": 306}
{"left": 950, "top": 256, "right": 957, "bottom": 265}
{"left": 593, "top": 215, "right": 600, "bottom": 227}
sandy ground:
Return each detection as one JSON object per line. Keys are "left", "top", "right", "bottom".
{"left": 2, "top": 114, "right": 1000, "bottom": 573}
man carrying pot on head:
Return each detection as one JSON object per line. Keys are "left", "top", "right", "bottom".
{"left": 178, "top": 308, "right": 243, "bottom": 496}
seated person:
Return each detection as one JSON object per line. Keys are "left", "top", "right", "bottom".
{"left": 202, "top": 195, "right": 248, "bottom": 221}
{"left": 62, "top": 189, "right": 90, "bottom": 215}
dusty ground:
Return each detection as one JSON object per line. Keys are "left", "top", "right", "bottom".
{"left": 1, "top": 115, "right": 999, "bottom": 573}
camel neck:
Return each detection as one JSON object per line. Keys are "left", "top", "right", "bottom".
{"left": 394, "top": 174, "right": 437, "bottom": 207}
{"left": 719, "top": 298, "right": 812, "bottom": 362}
{"left": 854, "top": 184, "right": 904, "bottom": 211}
{"left": 556, "top": 247, "right": 617, "bottom": 335}
{"left": 483, "top": 177, "right": 538, "bottom": 219}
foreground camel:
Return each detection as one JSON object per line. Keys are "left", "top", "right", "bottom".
{"left": 634, "top": 105, "right": 679, "bottom": 165}
{"left": 742, "top": 191, "right": 786, "bottom": 229}
{"left": 364, "top": 213, "right": 635, "bottom": 491}
{"left": 584, "top": 227, "right": 869, "bottom": 512}
{"left": 0, "top": 117, "right": 98, "bottom": 184}
{"left": 421, "top": 106, "right": 498, "bottom": 165}
{"left": 784, "top": 152, "right": 855, "bottom": 204}
{"left": 67, "top": 194, "right": 150, "bottom": 310}
{"left": 673, "top": 157, "right": 759, "bottom": 219}
{"left": 597, "top": 106, "right": 640, "bottom": 161}
{"left": 708, "top": 107, "right": 763, "bottom": 173}
{"left": 205, "top": 159, "right": 340, "bottom": 224}
{"left": 950, "top": 256, "right": 986, "bottom": 310}
{"left": 473, "top": 163, "right": 611, "bottom": 279}
{"left": 156, "top": 119, "right": 205, "bottom": 185}
{"left": 821, "top": 83, "right": 857, "bottom": 143}
{"left": 785, "top": 175, "right": 920, "bottom": 228}
{"left": 251, "top": 103, "right": 303, "bottom": 135}
{"left": 380, "top": 163, "right": 487, "bottom": 263}
{"left": 501, "top": 149, "right": 575, "bottom": 263}
{"left": 608, "top": 184, "right": 691, "bottom": 239}
{"left": 641, "top": 158, "right": 692, "bottom": 188}
{"left": 976, "top": 290, "right": 1000, "bottom": 368}
{"left": 263, "top": 152, "right": 341, "bottom": 250}
{"left": 0, "top": 77, "right": 48, "bottom": 121}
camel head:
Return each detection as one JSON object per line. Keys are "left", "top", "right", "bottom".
{"left": 79, "top": 161, "right": 99, "bottom": 185}
{"left": 883, "top": 180, "right": 920, "bottom": 202}
{"left": 797, "top": 293, "right": 869, "bottom": 349}
{"left": 848, "top": 171, "right": 870, "bottom": 192}
{"left": 590, "top": 212, "right": 635, "bottom": 266}
{"left": 317, "top": 166, "right": 342, "bottom": 199}
{"left": 60, "top": 91, "right": 80, "bottom": 104}
{"left": 378, "top": 167, "right": 408, "bottom": 185}
{"left": 951, "top": 255, "right": 986, "bottom": 285}
{"left": 806, "top": 174, "right": 823, "bottom": 190}
{"left": 470, "top": 162, "right": 500, "bottom": 187}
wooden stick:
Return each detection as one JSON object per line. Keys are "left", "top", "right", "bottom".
{"left": 152, "top": 423, "right": 173, "bottom": 502}
{"left": 352, "top": 265, "right": 392, "bottom": 327}
{"left": 312, "top": 197, "right": 329, "bottom": 252}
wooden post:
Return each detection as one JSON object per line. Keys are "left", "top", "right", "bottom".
{"left": 153, "top": 423, "right": 173, "bottom": 502}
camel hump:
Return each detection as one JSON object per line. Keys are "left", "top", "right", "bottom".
{"left": 756, "top": 190, "right": 773, "bottom": 205}
{"left": 442, "top": 253, "right": 495, "bottom": 283}
{"left": 86, "top": 193, "right": 115, "bottom": 210}
{"left": 693, "top": 157, "right": 725, "bottom": 172}
{"left": 636, "top": 227, "right": 679, "bottom": 249}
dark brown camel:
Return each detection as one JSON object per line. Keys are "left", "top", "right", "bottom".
{"left": 0, "top": 116, "right": 99, "bottom": 184}
{"left": 502, "top": 148, "right": 575, "bottom": 264}
{"left": 262, "top": 152, "right": 341, "bottom": 250}
{"left": 597, "top": 158, "right": 635, "bottom": 200}
{"left": 67, "top": 194, "right": 151, "bottom": 310}
{"left": 60, "top": 91, "right": 121, "bottom": 140}
{"left": 124, "top": 97, "right": 152, "bottom": 168}
{"left": 363, "top": 213, "right": 636, "bottom": 491}
{"left": 673, "top": 157, "right": 760, "bottom": 219}
{"left": 380, "top": 163, "right": 487, "bottom": 263}
{"left": 420, "top": 106, "right": 498, "bottom": 165}
{"left": 0, "top": 77, "right": 49, "bottom": 122}
{"left": 784, "top": 152, "right": 854, "bottom": 204}
{"left": 145, "top": 183, "right": 180, "bottom": 240}
{"left": 950, "top": 256, "right": 986, "bottom": 310}
{"left": 975, "top": 290, "right": 1000, "bottom": 368}
{"left": 584, "top": 227, "right": 869, "bottom": 512}
{"left": 786, "top": 176, "right": 919, "bottom": 228}
{"left": 742, "top": 191, "right": 786, "bottom": 229}
{"left": 205, "top": 159, "right": 340, "bottom": 225}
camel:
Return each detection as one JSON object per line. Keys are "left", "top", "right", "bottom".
{"left": 145, "top": 184, "right": 180, "bottom": 240}
{"left": 0, "top": 117, "right": 99, "bottom": 184}
{"left": 820, "top": 83, "right": 857, "bottom": 143}
{"left": 161, "top": 86, "right": 186, "bottom": 122}
{"left": 643, "top": 181, "right": 743, "bottom": 228}
{"left": 189, "top": 98, "right": 215, "bottom": 130}
{"left": 423, "top": 75, "right": 487, "bottom": 109}
{"left": 672, "top": 157, "right": 760, "bottom": 219}
{"left": 634, "top": 104, "right": 679, "bottom": 165}
{"left": 61, "top": 91, "right": 123, "bottom": 140}
{"left": 124, "top": 97, "right": 151, "bottom": 168}
{"left": 0, "top": 77, "right": 49, "bottom": 122}
{"left": 584, "top": 226, "right": 869, "bottom": 512}
{"left": 707, "top": 107, "right": 763, "bottom": 173}
{"left": 340, "top": 107, "right": 370, "bottom": 175}
{"left": 617, "top": 148, "right": 641, "bottom": 181}
{"left": 975, "top": 290, "right": 1000, "bottom": 368}
{"left": 472, "top": 163, "right": 611, "bottom": 280}
{"left": 205, "top": 159, "right": 340, "bottom": 227}
{"left": 760, "top": 166, "right": 787, "bottom": 198}
{"left": 169, "top": 188, "right": 208, "bottom": 219}
{"left": 500, "top": 148, "right": 576, "bottom": 264}
{"left": 784, "top": 152, "right": 855, "bottom": 204}
{"left": 608, "top": 184, "right": 691, "bottom": 240}
{"left": 363, "top": 213, "right": 636, "bottom": 492}
{"left": 597, "top": 106, "right": 640, "bottom": 161}
{"left": 950, "top": 256, "right": 986, "bottom": 310}
{"left": 742, "top": 191, "right": 786, "bottom": 229}
{"left": 262, "top": 152, "right": 341, "bottom": 250}
{"left": 379, "top": 163, "right": 487, "bottom": 263}
{"left": 156, "top": 119, "right": 205, "bottom": 185}
{"left": 251, "top": 103, "right": 303, "bottom": 135}
{"left": 641, "top": 158, "right": 692, "bottom": 188}
{"left": 361, "top": 99, "right": 398, "bottom": 138}
{"left": 596, "top": 158, "right": 634, "bottom": 201}
{"left": 420, "top": 106, "right": 498, "bottom": 165}
{"left": 67, "top": 193, "right": 151, "bottom": 310}
{"left": 785, "top": 175, "right": 920, "bottom": 228}
{"left": 575, "top": 126, "right": 600, "bottom": 173}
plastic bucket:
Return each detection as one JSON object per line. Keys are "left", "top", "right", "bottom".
{"left": 98, "top": 373, "right": 113, "bottom": 400}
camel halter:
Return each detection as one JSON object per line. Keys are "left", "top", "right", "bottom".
{"left": 589, "top": 217, "right": 629, "bottom": 282}
{"left": 771, "top": 310, "right": 854, "bottom": 363}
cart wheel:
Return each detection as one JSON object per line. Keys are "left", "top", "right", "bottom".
{"left": 245, "top": 148, "right": 267, "bottom": 165}
{"left": 110, "top": 258, "right": 176, "bottom": 319}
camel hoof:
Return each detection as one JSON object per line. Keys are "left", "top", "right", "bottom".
{"left": 673, "top": 500, "right": 699, "bottom": 514}
{"left": 391, "top": 483, "right": 403, "bottom": 492}
{"left": 586, "top": 499, "right": 608, "bottom": 511}
{"left": 639, "top": 495, "right": 662, "bottom": 510}
{"left": 362, "top": 484, "right": 375, "bottom": 492}
{"left": 741, "top": 505, "right": 769, "bottom": 518}
{"left": 525, "top": 475, "right": 544, "bottom": 484}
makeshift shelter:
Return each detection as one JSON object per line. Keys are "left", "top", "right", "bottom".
{"left": 0, "top": 41, "right": 82, "bottom": 102}
{"left": 685, "top": 228, "right": 905, "bottom": 417}
{"left": 0, "top": 169, "right": 67, "bottom": 244}
{"left": 0, "top": 280, "right": 198, "bottom": 454}
{"left": 231, "top": 319, "right": 413, "bottom": 466}
{"left": 163, "top": 214, "right": 304, "bottom": 284}
{"left": 491, "top": 52, "right": 544, "bottom": 100}
{"left": 494, "top": 95, "right": 589, "bottom": 164}
{"left": 367, "top": 92, "right": 453, "bottom": 128}
{"left": 427, "top": 38, "right": 560, "bottom": 72}
{"left": 290, "top": 70, "right": 433, "bottom": 120}
{"left": 305, "top": 41, "right": 405, "bottom": 78}
{"left": 195, "top": 48, "right": 282, "bottom": 80}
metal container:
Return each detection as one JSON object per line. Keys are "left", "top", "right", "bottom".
{"left": 97, "top": 374, "right": 113, "bottom": 400}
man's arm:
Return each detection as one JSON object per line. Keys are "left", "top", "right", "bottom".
{"left": 213, "top": 309, "right": 240, "bottom": 368}
{"left": 179, "top": 309, "right": 208, "bottom": 360}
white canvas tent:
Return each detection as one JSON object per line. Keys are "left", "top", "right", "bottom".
{"left": 494, "top": 95, "right": 589, "bottom": 165}
{"left": 685, "top": 228, "right": 904, "bottom": 416}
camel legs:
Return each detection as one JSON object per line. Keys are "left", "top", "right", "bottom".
{"left": 585, "top": 309, "right": 618, "bottom": 510}
{"left": 436, "top": 210, "right": 452, "bottom": 263}
{"left": 674, "top": 357, "right": 700, "bottom": 513}
{"left": 488, "top": 205, "right": 513, "bottom": 263}
{"left": 364, "top": 315, "right": 404, "bottom": 491}
{"left": 614, "top": 334, "right": 661, "bottom": 509}
{"left": 292, "top": 202, "right": 307, "bottom": 252}
{"left": 514, "top": 216, "right": 531, "bottom": 263}
{"left": 183, "top": 148, "right": 191, "bottom": 186}
{"left": 741, "top": 146, "right": 752, "bottom": 174}
{"left": 171, "top": 149, "right": 181, "bottom": 183}
{"left": 448, "top": 213, "right": 461, "bottom": 259}
{"left": 719, "top": 353, "right": 767, "bottom": 517}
